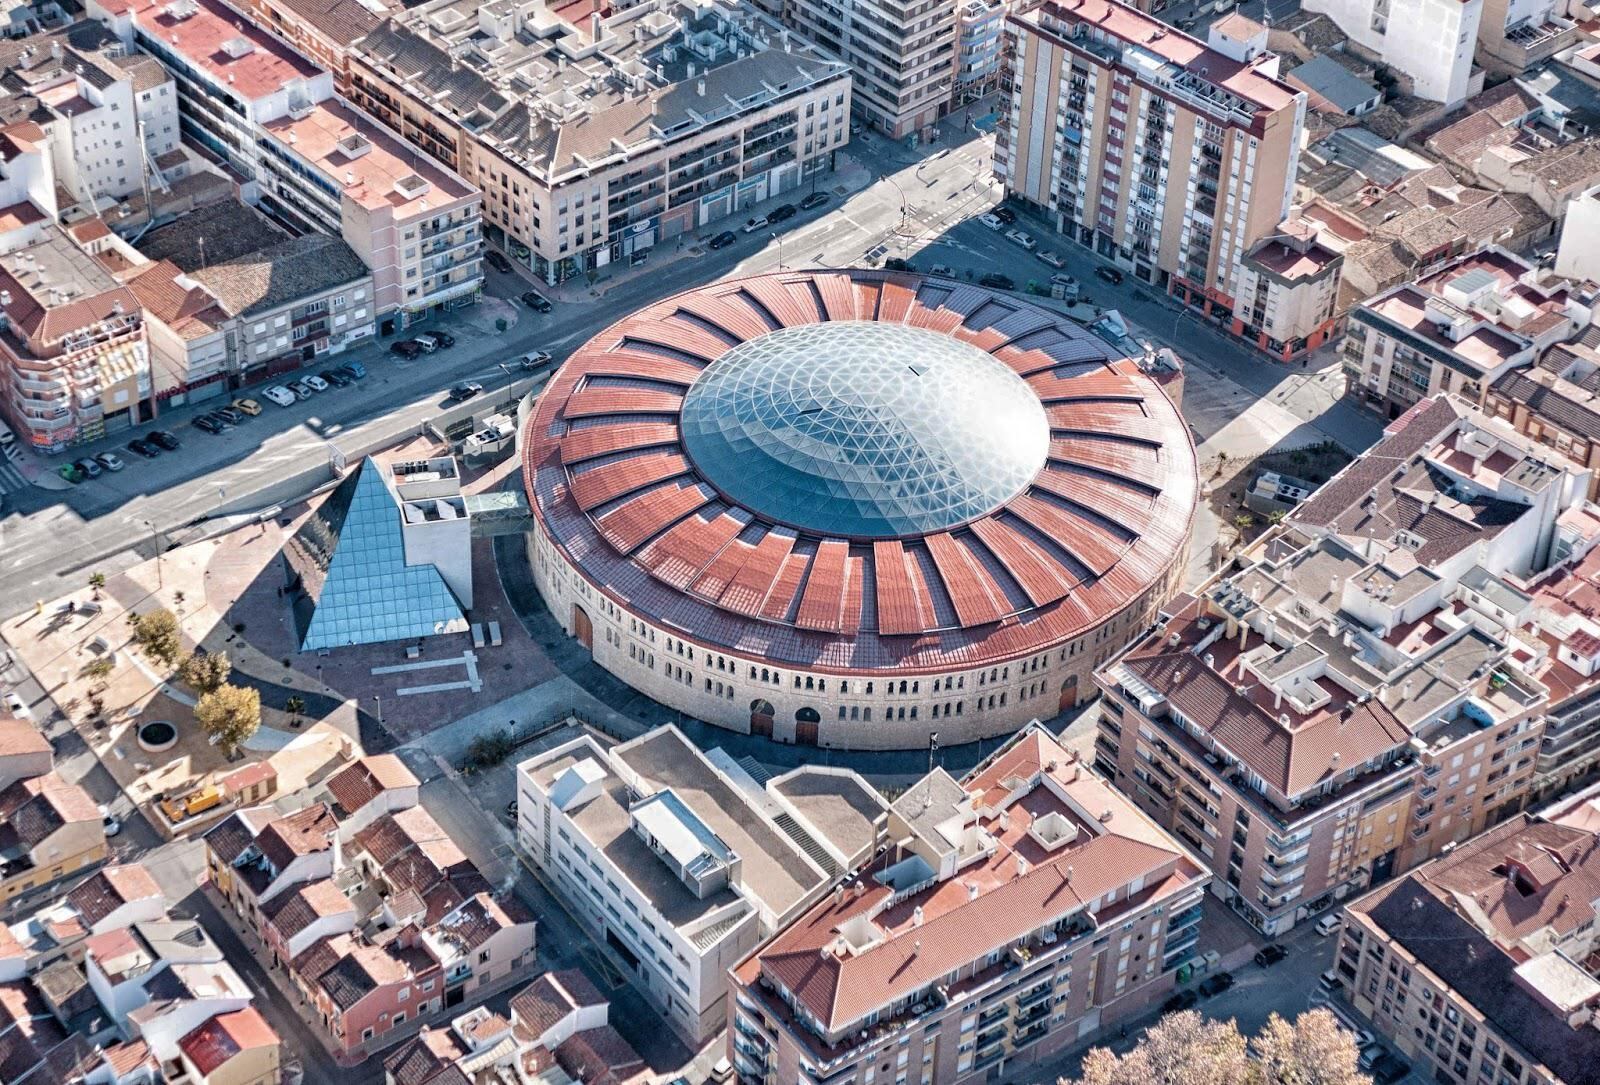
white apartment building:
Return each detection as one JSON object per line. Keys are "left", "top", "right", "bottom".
{"left": 89, "top": 0, "right": 483, "bottom": 330}
{"left": 516, "top": 726, "right": 862, "bottom": 1045}
{"left": 785, "top": 0, "right": 955, "bottom": 136}
{"left": 0, "top": 22, "right": 179, "bottom": 209}
{"left": 1302, "top": 0, "right": 1482, "bottom": 104}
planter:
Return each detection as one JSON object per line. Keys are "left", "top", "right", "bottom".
{"left": 137, "top": 720, "right": 178, "bottom": 753}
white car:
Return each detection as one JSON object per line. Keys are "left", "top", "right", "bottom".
{"left": 516, "top": 350, "right": 553, "bottom": 371}
{"left": 3, "top": 692, "right": 29, "bottom": 720}
{"left": 263, "top": 385, "right": 297, "bottom": 407}
{"left": 1005, "top": 228, "right": 1036, "bottom": 251}
{"left": 978, "top": 212, "right": 1004, "bottom": 230}
{"left": 303, "top": 375, "right": 330, "bottom": 393}
{"left": 928, "top": 264, "right": 958, "bottom": 277}
{"left": 1315, "top": 914, "right": 1342, "bottom": 936}
{"left": 742, "top": 215, "right": 768, "bottom": 233}
{"left": 99, "top": 805, "right": 121, "bottom": 838}
{"left": 1037, "top": 250, "right": 1064, "bottom": 268}
{"left": 95, "top": 452, "right": 125, "bottom": 472}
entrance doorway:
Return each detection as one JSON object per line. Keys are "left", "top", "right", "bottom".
{"left": 1059, "top": 675, "right": 1079, "bottom": 714}
{"left": 572, "top": 605, "right": 592, "bottom": 650}
{"left": 750, "top": 700, "right": 775, "bottom": 738}
{"left": 795, "top": 706, "right": 820, "bottom": 746}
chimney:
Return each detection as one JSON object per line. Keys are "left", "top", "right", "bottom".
{"left": 913, "top": 906, "right": 924, "bottom": 926}
{"left": 966, "top": 881, "right": 979, "bottom": 901}
{"left": 1017, "top": 854, "right": 1029, "bottom": 877}
{"left": 0, "top": 290, "right": 10, "bottom": 306}
{"left": 590, "top": 11, "right": 601, "bottom": 39}
{"left": 50, "top": 40, "right": 61, "bottom": 60}
{"left": 1065, "top": 865, "right": 1073, "bottom": 882}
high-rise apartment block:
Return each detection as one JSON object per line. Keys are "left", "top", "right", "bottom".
{"left": 997, "top": 1, "right": 1305, "bottom": 323}
{"left": 785, "top": 0, "right": 954, "bottom": 137}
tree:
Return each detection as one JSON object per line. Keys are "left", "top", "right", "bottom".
{"left": 285, "top": 696, "right": 305, "bottom": 729}
{"left": 87, "top": 572, "right": 107, "bottom": 599}
{"left": 1073, "top": 1012, "right": 1253, "bottom": 1085}
{"left": 178, "top": 651, "right": 231, "bottom": 696}
{"left": 1252, "top": 1009, "right": 1368, "bottom": 1085}
{"left": 82, "top": 658, "right": 115, "bottom": 683}
{"left": 195, "top": 684, "right": 260, "bottom": 757}
{"left": 129, "top": 609, "right": 182, "bottom": 668}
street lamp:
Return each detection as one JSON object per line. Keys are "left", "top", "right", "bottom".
{"left": 373, "top": 694, "right": 384, "bottom": 729}
{"left": 883, "top": 175, "right": 911, "bottom": 256}
{"left": 141, "top": 519, "right": 163, "bottom": 589}
{"left": 771, "top": 231, "right": 784, "bottom": 270}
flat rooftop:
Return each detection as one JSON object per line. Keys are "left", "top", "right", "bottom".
{"left": 770, "top": 769, "right": 889, "bottom": 863}
{"left": 613, "top": 728, "right": 825, "bottom": 918}
{"left": 106, "top": 0, "right": 321, "bottom": 102}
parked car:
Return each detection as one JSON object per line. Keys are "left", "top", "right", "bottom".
{"left": 1318, "top": 969, "right": 1342, "bottom": 994}
{"left": 126, "top": 438, "right": 160, "bottom": 459}
{"left": 303, "top": 375, "right": 330, "bottom": 393}
{"left": 884, "top": 256, "right": 914, "bottom": 272}
{"left": 1161, "top": 989, "right": 1199, "bottom": 1014}
{"left": 1253, "top": 944, "right": 1289, "bottom": 968}
{"left": 446, "top": 382, "right": 483, "bottom": 403}
{"left": 978, "top": 212, "right": 1005, "bottom": 230}
{"left": 95, "top": 452, "right": 125, "bottom": 472}
{"left": 928, "top": 264, "right": 958, "bottom": 277}
{"left": 799, "top": 191, "right": 830, "bottom": 210}
{"left": 742, "top": 215, "right": 768, "bottom": 233}
{"left": 3, "top": 692, "right": 29, "bottom": 719}
{"left": 517, "top": 350, "right": 553, "bottom": 371}
{"left": 993, "top": 206, "right": 1018, "bottom": 224}
{"left": 1316, "top": 914, "right": 1342, "bottom": 936}
{"left": 340, "top": 361, "right": 367, "bottom": 380}
{"left": 767, "top": 203, "right": 796, "bottom": 223}
{"left": 427, "top": 330, "right": 455, "bottom": 348}
{"left": 709, "top": 230, "right": 738, "bottom": 250}
{"left": 149, "top": 430, "right": 181, "bottom": 451}
{"left": 99, "top": 805, "right": 121, "bottom": 838}
{"left": 231, "top": 397, "right": 262, "bottom": 415}
{"left": 1358, "top": 1045, "right": 1385, "bottom": 1072}
{"left": 521, "top": 290, "right": 552, "bottom": 312}
{"left": 212, "top": 407, "right": 244, "bottom": 425}
{"left": 262, "top": 385, "right": 297, "bottom": 407}
{"left": 1369, "top": 1053, "right": 1410, "bottom": 1085}
{"left": 978, "top": 272, "right": 1015, "bottom": 289}
{"left": 390, "top": 339, "right": 424, "bottom": 359}
{"left": 71, "top": 457, "right": 102, "bottom": 478}
{"left": 57, "top": 463, "right": 84, "bottom": 483}
{"left": 1095, "top": 265, "right": 1124, "bottom": 285}
{"left": 1198, "top": 972, "right": 1235, "bottom": 997}
{"left": 485, "top": 250, "right": 513, "bottom": 273}
{"left": 194, "top": 415, "right": 224, "bottom": 434}
{"left": 286, "top": 380, "right": 314, "bottom": 400}
{"left": 320, "top": 369, "right": 352, "bottom": 388}
{"left": 1037, "top": 250, "right": 1065, "bottom": 268}
{"left": 1050, "top": 273, "right": 1078, "bottom": 289}
{"left": 1004, "top": 228, "right": 1036, "bottom": 250}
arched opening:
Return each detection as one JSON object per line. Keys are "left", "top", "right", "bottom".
{"left": 794, "top": 706, "right": 820, "bottom": 746}
{"left": 1059, "top": 674, "right": 1079, "bottom": 714}
{"left": 750, "top": 699, "right": 775, "bottom": 738}
{"left": 572, "top": 605, "right": 593, "bottom": 651}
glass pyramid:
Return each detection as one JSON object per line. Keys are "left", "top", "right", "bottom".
{"left": 679, "top": 321, "right": 1050, "bottom": 538}
{"left": 282, "top": 458, "right": 469, "bottom": 651}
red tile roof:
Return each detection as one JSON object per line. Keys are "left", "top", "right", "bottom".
{"left": 326, "top": 753, "right": 417, "bottom": 816}
{"left": 65, "top": 864, "right": 161, "bottom": 928}
{"left": 178, "top": 1007, "right": 277, "bottom": 1076}
{"left": 523, "top": 270, "right": 1197, "bottom": 677}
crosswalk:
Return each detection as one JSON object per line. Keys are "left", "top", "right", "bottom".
{"left": 0, "top": 459, "right": 26, "bottom": 495}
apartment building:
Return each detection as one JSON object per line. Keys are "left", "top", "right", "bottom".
{"left": 997, "top": 2, "right": 1306, "bottom": 332}
{"left": 347, "top": 0, "right": 850, "bottom": 284}
{"left": 235, "top": 0, "right": 383, "bottom": 85}
{"left": 728, "top": 724, "right": 1208, "bottom": 1085}
{"left": 1233, "top": 217, "right": 1344, "bottom": 361}
{"left": 1096, "top": 395, "right": 1589, "bottom": 934}
{"left": 1302, "top": 0, "right": 1481, "bottom": 104}
{"left": 7, "top": 862, "right": 165, "bottom": 973}
{"left": 1345, "top": 248, "right": 1587, "bottom": 421}
{"left": 1476, "top": 0, "right": 1578, "bottom": 76}
{"left": 515, "top": 726, "right": 850, "bottom": 1044}
{"left": 785, "top": 0, "right": 952, "bottom": 136}
{"left": 0, "top": 21, "right": 179, "bottom": 209}
{"left": 89, "top": 0, "right": 483, "bottom": 331}
{"left": 956, "top": 0, "right": 1006, "bottom": 103}
{"left": 1338, "top": 813, "right": 1600, "bottom": 1085}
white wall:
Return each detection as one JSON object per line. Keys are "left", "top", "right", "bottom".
{"left": 1557, "top": 186, "right": 1600, "bottom": 282}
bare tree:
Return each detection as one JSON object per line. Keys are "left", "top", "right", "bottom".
{"left": 1252, "top": 1009, "right": 1370, "bottom": 1085}
{"left": 1071, "top": 1012, "right": 1254, "bottom": 1085}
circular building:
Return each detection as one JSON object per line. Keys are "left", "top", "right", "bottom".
{"left": 522, "top": 270, "right": 1197, "bottom": 750}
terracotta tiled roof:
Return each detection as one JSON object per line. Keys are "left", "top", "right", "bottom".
{"left": 326, "top": 753, "right": 416, "bottom": 816}
{"left": 384, "top": 1027, "right": 467, "bottom": 1085}
{"left": 203, "top": 809, "right": 271, "bottom": 865}
{"left": 262, "top": 879, "right": 354, "bottom": 940}
{"left": 554, "top": 1025, "right": 646, "bottom": 1085}
{"left": 254, "top": 803, "right": 336, "bottom": 870}
{"left": 510, "top": 970, "right": 606, "bottom": 1041}
{"left": 65, "top": 864, "right": 161, "bottom": 928}
{"left": 178, "top": 1007, "right": 277, "bottom": 1076}
{"left": 0, "top": 771, "right": 99, "bottom": 849}
{"left": 0, "top": 718, "right": 49, "bottom": 758}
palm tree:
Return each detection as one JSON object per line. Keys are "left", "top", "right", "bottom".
{"left": 88, "top": 572, "right": 106, "bottom": 600}
{"left": 285, "top": 695, "right": 306, "bottom": 729}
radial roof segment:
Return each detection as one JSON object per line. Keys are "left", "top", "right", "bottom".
{"left": 680, "top": 322, "right": 1051, "bottom": 538}
{"left": 522, "top": 270, "right": 1199, "bottom": 674}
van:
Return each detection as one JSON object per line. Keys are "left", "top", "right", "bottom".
{"left": 1316, "top": 914, "right": 1342, "bottom": 937}
{"left": 1318, "top": 969, "right": 1342, "bottom": 994}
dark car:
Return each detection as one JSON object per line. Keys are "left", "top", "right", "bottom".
{"left": 428, "top": 330, "right": 455, "bottom": 349}
{"left": 767, "top": 203, "right": 797, "bottom": 223}
{"left": 709, "top": 230, "right": 738, "bottom": 250}
{"left": 1198, "top": 972, "right": 1235, "bottom": 997}
{"left": 993, "top": 206, "right": 1017, "bottom": 224}
{"left": 884, "top": 257, "right": 915, "bottom": 271}
{"left": 1370, "top": 1054, "right": 1411, "bottom": 1085}
{"left": 485, "top": 250, "right": 513, "bottom": 273}
{"left": 73, "top": 457, "right": 103, "bottom": 478}
{"left": 799, "top": 191, "right": 830, "bottom": 210}
{"left": 978, "top": 272, "right": 1015, "bottom": 290}
{"left": 212, "top": 407, "right": 244, "bottom": 425}
{"left": 1160, "top": 989, "right": 1198, "bottom": 1014}
{"left": 446, "top": 382, "right": 483, "bottom": 403}
{"left": 1095, "top": 265, "right": 1124, "bottom": 285}
{"left": 194, "top": 415, "right": 224, "bottom": 434}
{"left": 1254, "top": 945, "right": 1289, "bottom": 968}
{"left": 126, "top": 438, "right": 160, "bottom": 459}
{"left": 390, "top": 339, "right": 424, "bottom": 359}
{"left": 321, "top": 369, "right": 353, "bottom": 388}
{"left": 520, "top": 290, "right": 553, "bottom": 312}
{"left": 149, "top": 430, "right": 181, "bottom": 451}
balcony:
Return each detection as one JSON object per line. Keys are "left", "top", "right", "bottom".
{"left": 976, "top": 1026, "right": 1007, "bottom": 1053}
{"left": 1013, "top": 1019, "right": 1051, "bottom": 1049}
{"left": 1016, "top": 983, "right": 1052, "bottom": 1011}
{"left": 979, "top": 1004, "right": 1010, "bottom": 1028}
